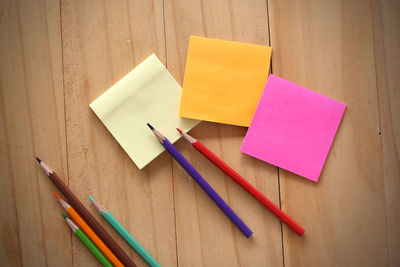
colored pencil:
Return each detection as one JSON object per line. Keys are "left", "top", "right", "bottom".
{"left": 89, "top": 196, "right": 161, "bottom": 267}
{"left": 54, "top": 193, "right": 124, "bottom": 267}
{"left": 147, "top": 123, "right": 253, "bottom": 238}
{"left": 62, "top": 214, "right": 113, "bottom": 267}
{"left": 177, "top": 129, "right": 305, "bottom": 236}
{"left": 36, "top": 157, "right": 136, "bottom": 266}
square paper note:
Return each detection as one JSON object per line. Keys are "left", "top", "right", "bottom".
{"left": 90, "top": 54, "right": 199, "bottom": 169}
{"left": 179, "top": 36, "right": 272, "bottom": 127}
{"left": 240, "top": 75, "right": 346, "bottom": 182}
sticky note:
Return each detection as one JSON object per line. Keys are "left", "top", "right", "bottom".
{"left": 90, "top": 54, "right": 199, "bottom": 169}
{"left": 179, "top": 36, "right": 272, "bottom": 127}
{"left": 240, "top": 75, "right": 346, "bottom": 182}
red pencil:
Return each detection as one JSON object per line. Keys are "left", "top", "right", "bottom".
{"left": 177, "top": 128, "right": 305, "bottom": 236}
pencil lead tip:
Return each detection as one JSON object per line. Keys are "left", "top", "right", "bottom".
{"left": 62, "top": 213, "right": 67, "bottom": 219}
{"left": 53, "top": 192, "right": 61, "bottom": 200}
{"left": 36, "top": 157, "right": 41, "bottom": 163}
{"left": 88, "top": 196, "right": 94, "bottom": 202}
{"left": 177, "top": 128, "right": 182, "bottom": 134}
{"left": 146, "top": 123, "right": 154, "bottom": 130}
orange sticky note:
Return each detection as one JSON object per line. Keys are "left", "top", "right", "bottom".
{"left": 179, "top": 36, "right": 272, "bottom": 127}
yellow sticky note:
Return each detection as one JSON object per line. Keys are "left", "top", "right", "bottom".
{"left": 179, "top": 36, "right": 272, "bottom": 127}
{"left": 90, "top": 54, "right": 199, "bottom": 169}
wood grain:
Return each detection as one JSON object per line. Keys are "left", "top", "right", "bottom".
{"left": 61, "top": 0, "right": 176, "bottom": 266}
{"left": 372, "top": 0, "right": 400, "bottom": 266}
{"left": 164, "top": 0, "right": 283, "bottom": 266}
{"left": 1, "top": 0, "right": 398, "bottom": 266}
{"left": 0, "top": 0, "right": 71, "bottom": 266}
{"left": 268, "top": 0, "right": 388, "bottom": 266}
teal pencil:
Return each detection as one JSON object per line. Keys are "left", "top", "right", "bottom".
{"left": 89, "top": 196, "right": 161, "bottom": 267}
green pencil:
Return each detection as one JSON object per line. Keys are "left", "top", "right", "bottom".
{"left": 89, "top": 196, "right": 161, "bottom": 267}
{"left": 62, "top": 214, "right": 113, "bottom": 267}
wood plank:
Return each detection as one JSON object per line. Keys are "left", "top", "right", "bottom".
{"left": 61, "top": 0, "right": 176, "bottom": 266}
{"left": 268, "top": 0, "right": 388, "bottom": 266}
{"left": 164, "top": 0, "right": 283, "bottom": 266}
{"left": 0, "top": 0, "right": 71, "bottom": 266}
{"left": 1, "top": 0, "right": 396, "bottom": 266}
{"left": 372, "top": 0, "right": 400, "bottom": 266}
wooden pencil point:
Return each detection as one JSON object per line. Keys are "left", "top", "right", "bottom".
{"left": 176, "top": 128, "right": 183, "bottom": 134}
{"left": 179, "top": 130, "right": 197, "bottom": 144}
{"left": 89, "top": 197, "right": 107, "bottom": 214}
{"left": 37, "top": 159, "right": 54, "bottom": 176}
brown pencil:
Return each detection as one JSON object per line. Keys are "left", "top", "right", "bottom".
{"left": 36, "top": 157, "right": 136, "bottom": 267}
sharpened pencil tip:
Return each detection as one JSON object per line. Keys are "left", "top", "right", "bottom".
{"left": 88, "top": 196, "right": 94, "bottom": 202}
{"left": 176, "top": 128, "right": 183, "bottom": 134}
{"left": 62, "top": 213, "right": 67, "bottom": 219}
{"left": 147, "top": 123, "right": 154, "bottom": 130}
{"left": 53, "top": 192, "right": 61, "bottom": 200}
{"left": 36, "top": 157, "right": 41, "bottom": 163}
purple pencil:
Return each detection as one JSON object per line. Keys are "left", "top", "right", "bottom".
{"left": 147, "top": 123, "right": 253, "bottom": 238}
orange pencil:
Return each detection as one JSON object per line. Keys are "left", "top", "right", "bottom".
{"left": 53, "top": 192, "right": 124, "bottom": 267}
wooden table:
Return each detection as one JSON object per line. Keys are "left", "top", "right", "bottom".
{"left": 1, "top": 0, "right": 399, "bottom": 266}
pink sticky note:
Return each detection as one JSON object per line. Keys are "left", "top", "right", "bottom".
{"left": 240, "top": 75, "right": 346, "bottom": 182}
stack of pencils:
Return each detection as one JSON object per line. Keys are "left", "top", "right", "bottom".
{"left": 36, "top": 157, "right": 161, "bottom": 267}
{"left": 37, "top": 122, "right": 305, "bottom": 266}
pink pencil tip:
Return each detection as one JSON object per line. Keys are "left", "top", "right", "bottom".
{"left": 177, "top": 128, "right": 183, "bottom": 134}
